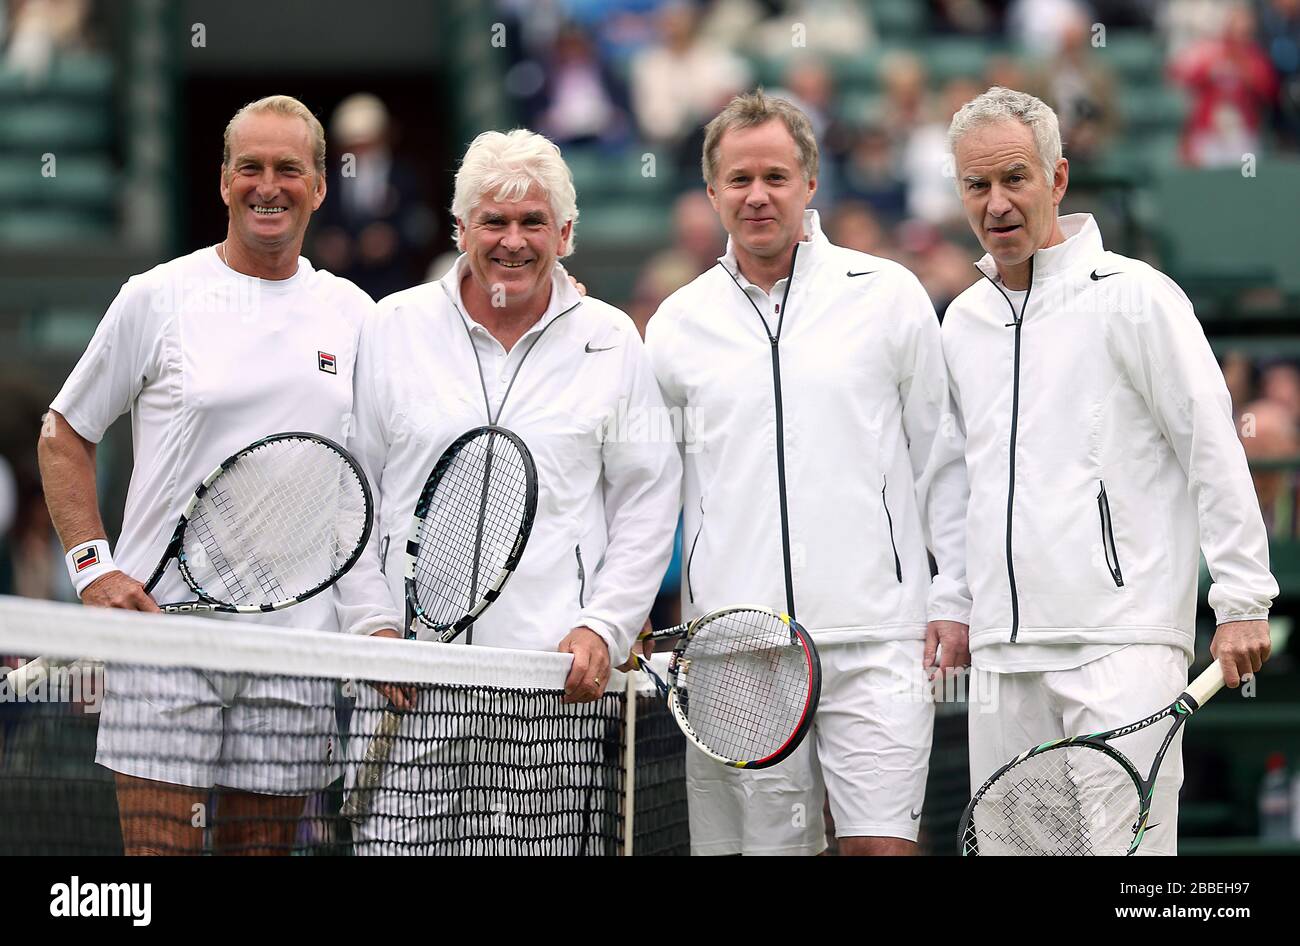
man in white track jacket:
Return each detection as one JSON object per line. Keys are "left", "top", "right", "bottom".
{"left": 646, "top": 91, "right": 971, "bottom": 855}
{"left": 944, "top": 87, "right": 1276, "bottom": 854}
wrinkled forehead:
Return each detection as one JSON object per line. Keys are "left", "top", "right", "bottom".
{"left": 467, "top": 180, "right": 558, "bottom": 220}
{"left": 715, "top": 121, "right": 802, "bottom": 176}
{"left": 228, "top": 112, "right": 315, "bottom": 164}
{"left": 954, "top": 120, "right": 1039, "bottom": 176}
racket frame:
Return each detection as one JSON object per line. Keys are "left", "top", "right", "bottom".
{"left": 402, "top": 425, "right": 538, "bottom": 642}
{"left": 149, "top": 431, "right": 373, "bottom": 613}
{"left": 342, "top": 425, "right": 538, "bottom": 823}
{"left": 639, "top": 604, "right": 822, "bottom": 769}
{"left": 958, "top": 661, "right": 1226, "bottom": 856}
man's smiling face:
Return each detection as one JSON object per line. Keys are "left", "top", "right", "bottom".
{"left": 220, "top": 111, "right": 325, "bottom": 251}
{"left": 459, "top": 183, "right": 571, "bottom": 308}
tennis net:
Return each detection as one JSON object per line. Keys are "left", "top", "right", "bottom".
{"left": 0, "top": 596, "right": 687, "bottom": 856}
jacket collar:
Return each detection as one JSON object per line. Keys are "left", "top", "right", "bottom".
{"left": 438, "top": 254, "right": 582, "bottom": 334}
{"left": 719, "top": 209, "right": 826, "bottom": 287}
{"left": 974, "top": 213, "right": 1105, "bottom": 283}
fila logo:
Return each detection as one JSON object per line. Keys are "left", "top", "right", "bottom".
{"left": 318, "top": 351, "right": 337, "bottom": 374}
{"left": 73, "top": 547, "right": 100, "bottom": 572}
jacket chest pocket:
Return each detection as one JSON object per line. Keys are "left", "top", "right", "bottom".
{"left": 1097, "top": 481, "right": 1124, "bottom": 588}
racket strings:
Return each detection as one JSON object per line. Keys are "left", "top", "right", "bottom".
{"left": 412, "top": 433, "right": 530, "bottom": 627}
{"left": 964, "top": 746, "right": 1142, "bottom": 855}
{"left": 678, "top": 611, "right": 810, "bottom": 762}
{"left": 184, "top": 438, "right": 368, "bottom": 606}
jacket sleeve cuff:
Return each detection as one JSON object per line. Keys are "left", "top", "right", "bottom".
{"left": 927, "top": 578, "right": 972, "bottom": 626}
{"left": 346, "top": 611, "right": 404, "bottom": 638}
{"left": 1213, "top": 607, "right": 1270, "bottom": 625}
{"left": 576, "top": 617, "right": 624, "bottom": 667}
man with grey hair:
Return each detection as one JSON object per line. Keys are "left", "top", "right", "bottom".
{"left": 338, "top": 128, "right": 680, "bottom": 853}
{"left": 646, "top": 90, "right": 971, "bottom": 855}
{"left": 38, "top": 94, "right": 393, "bottom": 854}
{"left": 944, "top": 86, "right": 1276, "bottom": 854}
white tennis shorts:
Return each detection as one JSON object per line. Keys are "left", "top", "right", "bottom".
{"left": 967, "top": 643, "right": 1190, "bottom": 856}
{"left": 95, "top": 664, "right": 341, "bottom": 795}
{"left": 686, "top": 639, "right": 935, "bottom": 856}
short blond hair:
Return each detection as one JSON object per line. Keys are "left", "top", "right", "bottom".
{"left": 222, "top": 95, "right": 327, "bottom": 177}
{"left": 701, "top": 89, "right": 819, "bottom": 185}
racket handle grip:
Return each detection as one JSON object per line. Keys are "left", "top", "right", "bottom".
{"left": 633, "top": 654, "right": 670, "bottom": 699}
{"left": 1185, "top": 661, "right": 1226, "bottom": 708}
{"left": 640, "top": 621, "right": 688, "bottom": 642}
{"left": 340, "top": 706, "right": 403, "bottom": 823}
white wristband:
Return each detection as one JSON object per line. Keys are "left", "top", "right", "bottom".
{"left": 65, "top": 539, "right": 117, "bottom": 596}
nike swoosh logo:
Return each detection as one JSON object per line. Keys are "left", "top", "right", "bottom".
{"left": 847, "top": 270, "right": 876, "bottom": 278}
{"left": 584, "top": 342, "right": 616, "bottom": 353}
{"left": 1090, "top": 269, "right": 1121, "bottom": 280}
{"left": 910, "top": 808, "right": 922, "bottom": 820}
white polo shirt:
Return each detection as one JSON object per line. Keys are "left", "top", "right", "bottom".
{"left": 50, "top": 245, "right": 394, "bottom": 634}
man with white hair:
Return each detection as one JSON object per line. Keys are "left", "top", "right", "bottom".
{"left": 943, "top": 86, "right": 1276, "bottom": 853}
{"left": 339, "top": 129, "right": 680, "bottom": 852}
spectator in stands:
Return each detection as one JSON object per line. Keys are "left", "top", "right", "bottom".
{"left": 1241, "top": 398, "right": 1300, "bottom": 537}
{"left": 1028, "top": 8, "right": 1118, "bottom": 163}
{"left": 841, "top": 124, "right": 909, "bottom": 220}
{"left": 1004, "top": 0, "right": 1090, "bottom": 57}
{"left": 776, "top": 59, "right": 853, "bottom": 207}
{"left": 904, "top": 76, "right": 981, "bottom": 226}
{"left": 1221, "top": 349, "right": 1257, "bottom": 417}
{"left": 3, "top": 0, "right": 90, "bottom": 84}
{"left": 879, "top": 50, "right": 930, "bottom": 145}
{"left": 896, "top": 219, "right": 979, "bottom": 318}
{"left": 1161, "top": 0, "right": 1234, "bottom": 59}
{"left": 1261, "top": 361, "right": 1300, "bottom": 424}
{"left": 631, "top": 1, "right": 751, "bottom": 149}
{"left": 928, "top": 0, "right": 999, "bottom": 37}
{"left": 1259, "top": 0, "right": 1300, "bottom": 150}
{"left": 825, "top": 200, "right": 894, "bottom": 258}
{"left": 309, "top": 93, "right": 436, "bottom": 301}
{"left": 985, "top": 53, "right": 1028, "bottom": 95}
{"left": 630, "top": 190, "right": 726, "bottom": 334}
{"left": 744, "top": 0, "right": 876, "bottom": 58}
{"left": 1170, "top": 2, "right": 1279, "bottom": 167}
{"left": 528, "top": 23, "right": 633, "bottom": 148}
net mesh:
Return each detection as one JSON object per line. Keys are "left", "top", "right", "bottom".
{"left": 0, "top": 597, "right": 686, "bottom": 856}
{"left": 676, "top": 609, "right": 811, "bottom": 763}
{"left": 412, "top": 430, "right": 532, "bottom": 627}
{"left": 182, "top": 437, "right": 370, "bottom": 607}
{"left": 962, "top": 744, "right": 1143, "bottom": 855}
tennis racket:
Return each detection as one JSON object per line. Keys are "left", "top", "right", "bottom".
{"left": 958, "top": 661, "right": 1226, "bottom": 856}
{"left": 341, "top": 425, "right": 538, "bottom": 822}
{"left": 5, "top": 432, "right": 373, "bottom": 695}
{"left": 634, "top": 605, "right": 821, "bottom": 769}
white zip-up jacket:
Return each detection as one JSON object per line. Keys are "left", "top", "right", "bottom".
{"left": 645, "top": 211, "right": 970, "bottom": 643}
{"left": 942, "top": 213, "right": 1277, "bottom": 660}
{"left": 335, "top": 258, "right": 681, "bottom": 664}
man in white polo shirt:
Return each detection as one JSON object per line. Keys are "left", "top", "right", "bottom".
{"left": 38, "top": 95, "right": 398, "bottom": 855}
{"left": 338, "top": 128, "right": 681, "bottom": 854}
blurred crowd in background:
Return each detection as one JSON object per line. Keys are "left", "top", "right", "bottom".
{"left": 2, "top": 0, "right": 1300, "bottom": 600}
